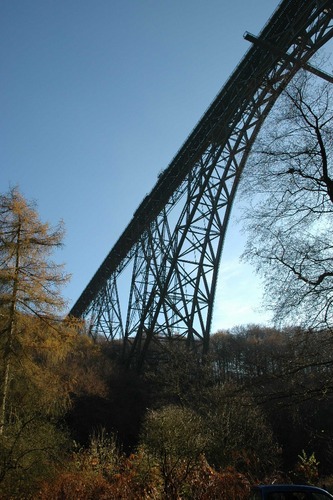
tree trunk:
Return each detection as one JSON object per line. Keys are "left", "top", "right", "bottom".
{"left": 0, "top": 222, "right": 21, "bottom": 435}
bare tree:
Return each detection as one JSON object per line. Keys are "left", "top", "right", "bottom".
{"left": 241, "top": 68, "right": 333, "bottom": 330}
{"left": 140, "top": 405, "right": 209, "bottom": 498}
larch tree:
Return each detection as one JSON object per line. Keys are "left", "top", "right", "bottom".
{"left": 0, "top": 188, "right": 70, "bottom": 436}
{"left": 241, "top": 68, "right": 333, "bottom": 331}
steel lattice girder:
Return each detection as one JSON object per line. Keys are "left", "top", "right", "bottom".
{"left": 70, "top": 0, "right": 333, "bottom": 368}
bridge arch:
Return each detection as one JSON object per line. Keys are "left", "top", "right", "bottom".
{"left": 70, "top": 0, "right": 333, "bottom": 369}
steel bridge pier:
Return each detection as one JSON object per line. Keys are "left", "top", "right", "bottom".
{"left": 70, "top": 0, "right": 333, "bottom": 370}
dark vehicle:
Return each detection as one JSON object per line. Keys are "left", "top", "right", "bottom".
{"left": 250, "top": 484, "right": 333, "bottom": 499}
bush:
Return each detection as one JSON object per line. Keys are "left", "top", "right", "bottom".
{"left": 0, "top": 417, "right": 69, "bottom": 499}
{"left": 38, "top": 433, "right": 161, "bottom": 499}
{"left": 140, "top": 405, "right": 210, "bottom": 498}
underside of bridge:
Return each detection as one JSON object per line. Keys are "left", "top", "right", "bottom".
{"left": 70, "top": 0, "right": 333, "bottom": 370}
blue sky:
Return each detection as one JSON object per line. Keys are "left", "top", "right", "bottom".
{"left": 1, "top": 0, "right": 282, "bottom": 330}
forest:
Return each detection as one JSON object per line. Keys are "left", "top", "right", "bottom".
{"left": 1, "top": 72, "right": 333, "bottom": 498}
{"left": 1, "top": 304, "right": 333, "bottom": 498}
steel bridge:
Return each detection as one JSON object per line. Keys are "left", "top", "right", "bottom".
{"left": 70, "top": 0, "right": 333, "bottom": 369}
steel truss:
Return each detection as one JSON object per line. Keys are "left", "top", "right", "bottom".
{"left": 70, "top": 0, "right": 333, "bottom": 369}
